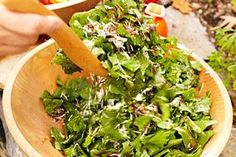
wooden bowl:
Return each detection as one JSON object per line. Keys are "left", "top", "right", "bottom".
{"left": 2, "top": 40, "right": 233, "bottom": 157}
{"left": 46, "top": 0, "right": 101, "bottom": 23}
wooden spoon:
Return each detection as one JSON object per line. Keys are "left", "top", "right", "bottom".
{"left": 0, "top": 0, "right": 107, "bottom": 76}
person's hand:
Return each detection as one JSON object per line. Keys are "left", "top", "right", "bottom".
{"left": 0, "top": 5, "right": 62, "bottom": 56}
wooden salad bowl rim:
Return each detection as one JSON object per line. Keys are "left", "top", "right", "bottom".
{"left": 2, "top": 39, "right": 233, "bottom": 157}
{"left": 45, "top": 0, "right": 101, "bottom": 23}
{"left": 46, "top": 0, "right": 86, "bottom": 10}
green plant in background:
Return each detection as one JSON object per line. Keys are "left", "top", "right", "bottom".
{"left": 232, "top": 0, "right": 236, "bottom": 12}
{"left": 209, "top": 28, "right": 236, "bottom": 90}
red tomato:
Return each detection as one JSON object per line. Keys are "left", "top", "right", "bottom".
{"left": 154, "top": 17, "right": 168, "bottom": 37}
{"left": 39, "top": 0, "right": 52, "bottom": 5}
{"left": 145, "top": 0, "right": 158, "bottom": 4}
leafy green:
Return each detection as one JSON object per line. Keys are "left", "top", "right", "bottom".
{"left": 50, "top": 127, "right": 65, "bottom": 150}
{"left": 134, "top": 115, "right": 152, "bottom": 131}
{"left": 41, "top": 0, "right": 214, "bottom": 156}
{"left": 190, "top": 61, "right": 202, "bottom": 71}
{"left": 198, "top": 130, "right": 214, "bottom": 146}
{"left": 52, "top": 50, "right": 81, "bottom": 74}
{"left": 176, "top": 127, "right": 197, "bottom": 152}
{"left": 209, "top": 28, "right": 236, "bottom": 91}
{"left": 41, "top": 91, "right": 63, "bottom": 115}
{"left": 143, "top": 130, "right": 173, "bottom": 147}
{"left": 232, "top": 0, "right": 236, "bottom": 11}
{"left": 215, "top": 28, "right": 236, "bottom": 55}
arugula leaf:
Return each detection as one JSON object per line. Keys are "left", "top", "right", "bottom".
{"left": 194, "top": 97, "right": 211, "bottom": 114}
{"left": 143, "top": 130, "right": 173, "bottom": 147}
{"left": 165, "top": 147, "right": 202, "bottom": 157}
{"left": 185, "top": 116, "right": 203, "bottom": 134}
{"left": 70, "top": 8, "right": 105, "bottom": 26}
{"left": 175, "top": 127, "right": 197, "bottom": 152}
{"left": 65, "top": 78, "right": 93, "bottom": 100}
{"left": 66, "top": 114, "right": 87, "bottom": 133}
{"left": 52, "top": 50, "right": 81, "bottom": 74}
{"left": 83, "top": 127, "right": 98, "bottom": 148}
{"left": 121, "top": 141, "right": 134, "bottom": 156}
{"left": 51, "top": 127, "right": 65, "bottom": 150}
{"left": 64, "top": 145, "right": 76, "bottom": 157}
{"left": 154, "top": 149, "right": 170, "bottom": 157}
{"left": 134, "top": 115, "right": 152, "bottom": 131}
{"left": 41, "top": 91, "right": 63, "bottom": 115}
{"left": 106, "top": 78, "right": 126, "bottom": 95}
{"left": 190, "top": 61, "right": 202, "bottom": 71}
{"left": 181, "top": 88, "right": 196, "bottom": 101}
{"left": 194, "top": 119, "right": 216, "bottom": 131}
{"left": 198, "top": 130, "right": 214, "bottom": 146}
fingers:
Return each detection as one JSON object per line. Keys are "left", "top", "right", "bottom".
{"left": 0, "top": 5, "right": 63, "bottom": 56}
{"left": 0, "top": 6, "right": 63, "bottom": 36}
{"left": 0, "top": 26, "right": 38, "bottom": 46}
{"left": 0, "top": 44, "right": 29, "bottom": 56}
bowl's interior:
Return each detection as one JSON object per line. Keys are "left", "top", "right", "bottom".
{"left": 3, "top": 40, "right": 232, "bottom": 157}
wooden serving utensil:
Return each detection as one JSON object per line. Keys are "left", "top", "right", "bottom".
{"left": 0, "top": 0, "right": 107, "bottom": 76}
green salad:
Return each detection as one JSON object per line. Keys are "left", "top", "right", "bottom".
{"left": 41, "top": 0, "right": 215, "bottom": 156}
